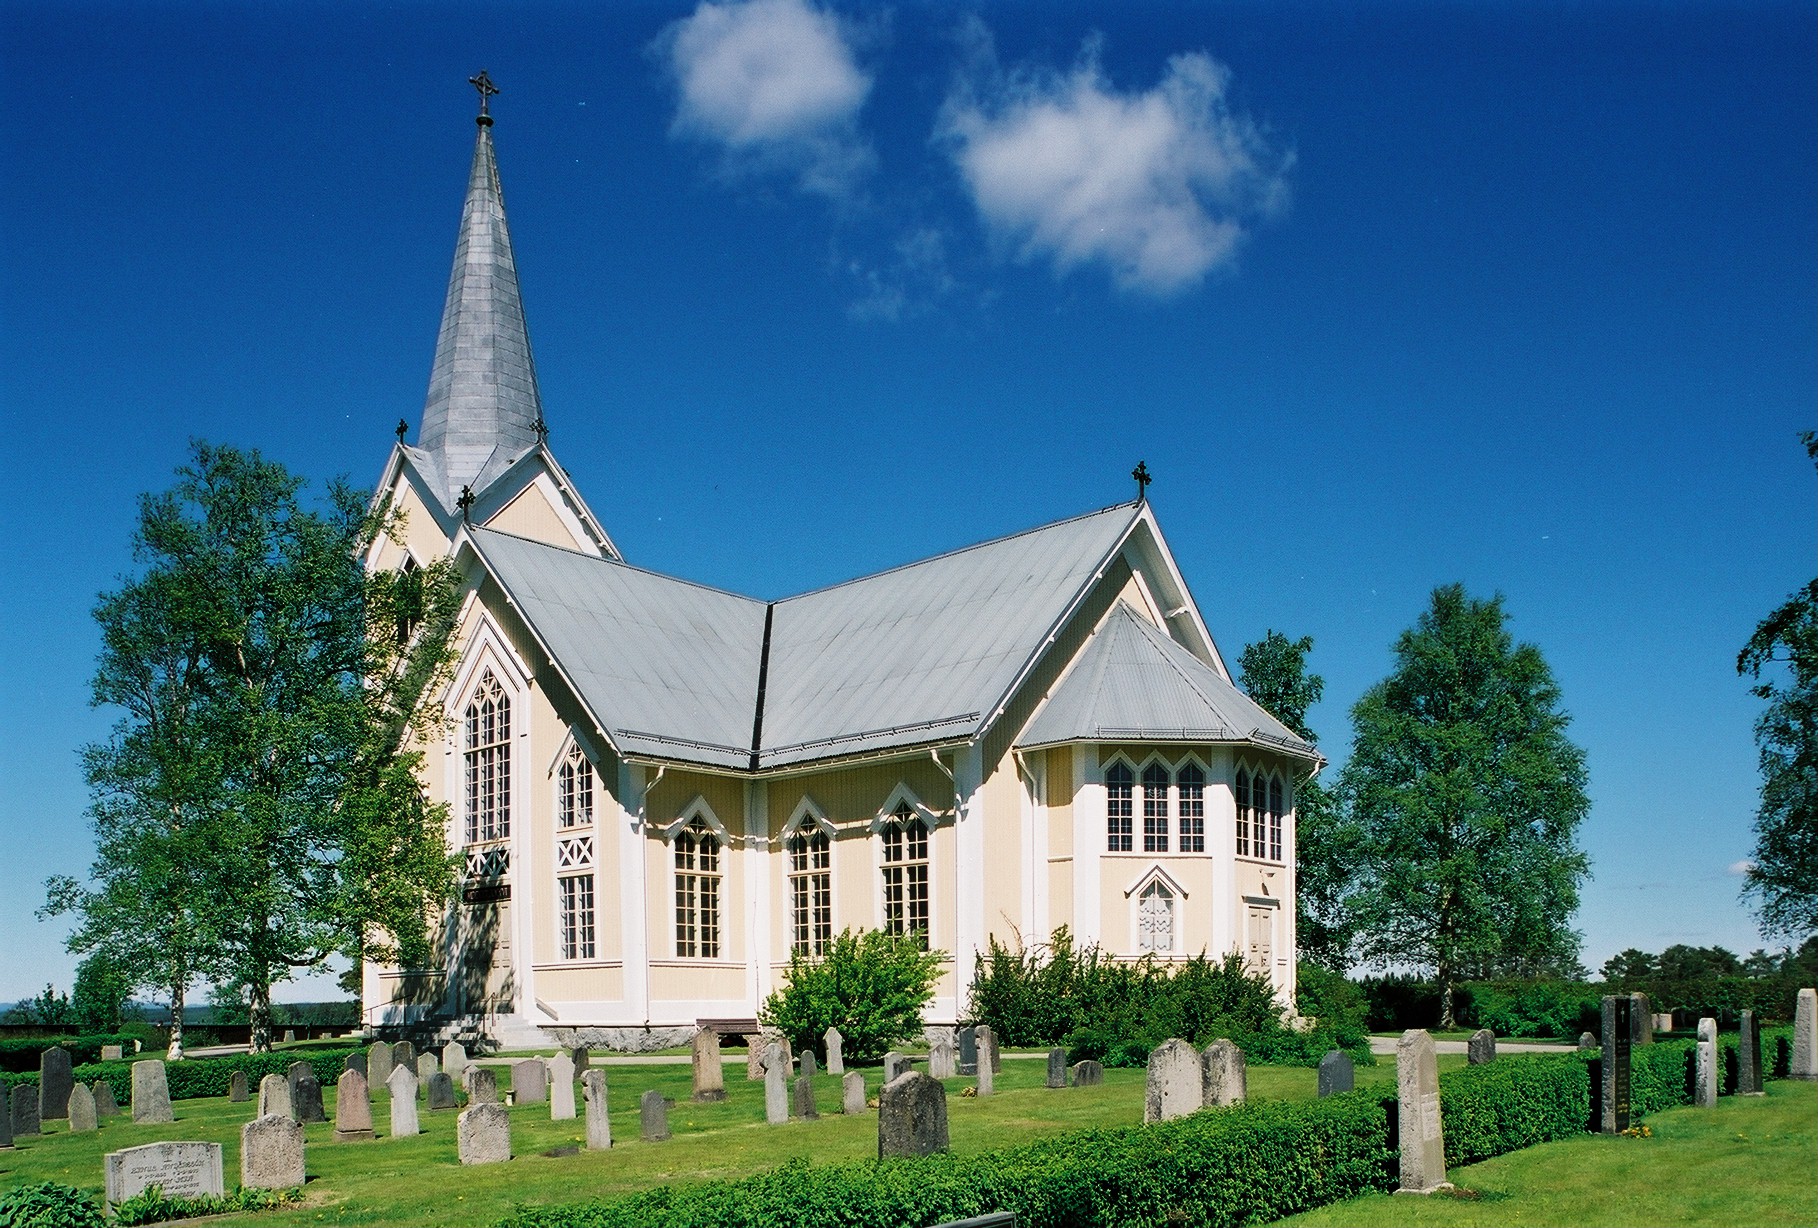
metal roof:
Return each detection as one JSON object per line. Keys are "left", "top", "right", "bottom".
{"left": 1017, "top": 601, "right": 1320, "bottom": 761}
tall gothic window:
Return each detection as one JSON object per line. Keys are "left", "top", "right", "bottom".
{"left": 558, "top": 873, "right": 595, "bottom": 960}
{"left": 788, "top": 827, "right": 833, "bottom": 956}
{"left": 1105, "top": 762, "right": 1134, "bottom": 852}
{"left": 1141, "top": 763, "right": 1170, "bottom": 853}
{"left": 1234, "top": 767, "right": 1252, "bottom": 858}
{"left": 880, "top": 803, "right": 929, "bottom": 941}
{"left": 1267, "top": 774, "right": 1285, "bottom": 862}
{"left": 558, "top": 744, "right": 594, "bottom": 829}
{"left": 675, "top": 818, "right": 722, "bottom": 958}
{"left": 1137, "top": 880, "right": 1175, "bottom": 954}
{"left": 464, "top": 670, "right": 510, "bottom": 844}
{"left": 1177, "top": 763, "right": 1206, "bottom": 852}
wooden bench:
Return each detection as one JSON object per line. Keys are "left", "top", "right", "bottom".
{"left": 696, "top": 1017, "right": 761, "bottom": 1039}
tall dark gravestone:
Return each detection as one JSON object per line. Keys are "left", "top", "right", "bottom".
{"left": 957, "top": 1026, "right": 979, "bottom": 1076}
{"left": 1317, "top": 1050, "right": 1354, "bottom": 1097}
{"left": 1600, "top": 995, "right": 1633, "bottom": 1134}
{"left": 1738, "top": 1010, "right": 1765, "bottom": 1096}
{"left": 39, "top": 1047, "right": 74, "bottom": 1121}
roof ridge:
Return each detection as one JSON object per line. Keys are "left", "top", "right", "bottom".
{"left": 1115, "top": 602, "right": 1229, "bottom": 716}
{"left": 469, "top": 526, "right": 767, "bottom": 607}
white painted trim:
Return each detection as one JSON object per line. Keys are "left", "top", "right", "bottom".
{"left": 663, "top": 799, "right": 731, "bottom": 962}
{"left": 1213, "top": 748, "right": 1238, "bottom": 960}
{"left": 871, "top": 782, "right": 942, "bottom": 832}
{"left": 1073, "top": 744, "right": 1101, "bottom": 947}
{"left": 660, "top": 795, "right": 730, "bottom": 842}
{"left": 954, "top": 743, "right": 985, "bottom": 987}
{"left": 1128, "top": 871, "right": 1185, "bottom": 957}
{"left": 1122, "top": 863, "right": 1191, "bottom": 899}
{"left": 744, "top": 780, "right": 771, "bottom": 1004}
{"left": 618, "top": 762, "right": 651, "bottom": 1025}
{"left": 782, "top": 794, "right": 834, "bottom": 836}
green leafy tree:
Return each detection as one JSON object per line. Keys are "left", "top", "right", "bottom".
{"left": 1737, "top": 432, "right": 1818, "bottom": 942}
{"left": 760, "top": 928, "right": 944, "bottom": 1064}
{"left": 1237, "top": 630, "right": 1356, "bottom": 969}
{"left": 1337, "top": 585, "right": 1591, "bottom": 1027}
{"left": 45, "top": 442, "right": 463, "bottom": 1053}
{"left": 71, "top": 953, "right": 132, "bottom": 1034}
{"left": 1599, "top": 948, "right": 1657, "bottom": 984}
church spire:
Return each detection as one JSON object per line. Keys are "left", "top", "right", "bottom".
{"left": 417, "top": 73, "right": 546, "bottom": 503}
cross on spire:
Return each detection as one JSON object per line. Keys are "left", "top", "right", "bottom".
{"left": 469, "top": 70, "right": 499, "bottom": 124}
{"left": 1132, "top": 460, "right": 1152, "bottom": 502}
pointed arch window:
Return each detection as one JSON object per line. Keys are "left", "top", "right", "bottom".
{"left": 675, "top": 818, "right": 722, "bottom": 958}
{"left": 880, "top": 803, "right": 929, "bottom": 942}
{"left": 1234, "top": 767, "right": 1252, "bottom": 858}
{"left": 558, "top": 743, "right": 594, "bottom": 829}
{"left": 787, "top": 827, "right": 833, "bottom": 956}
{"left": 1177, "top": 762, "right": 1206, "bottom": 852}
{"left": 1105, "top": 762, "right": 1134, "bottom": 852}
{"left": 1267, "top": 774, "right": 1285, "bottom": 862}
{"left": 1141, "top": 763, "right": 1171, "bottom": 853}
{"left": 464, "top": 669, "right": 511, "bottom": 845}
{"left": 1137, "top": 880, "right": 1176, "bottom": 954}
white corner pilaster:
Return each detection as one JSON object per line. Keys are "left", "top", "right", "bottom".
{"left": 745, "top": 780, "right": 772, "bottom": 1008}
{"left": 1212, "top": 749, "right": 1238, "bottom": 961}
{"left": 1073, "top": 744, "right": 1102, "bottom": 948}
{"left": 618, "top": 762, "right": 650, "bottom": 1026}
{"left": 954, "top": 743, "right": 986, "bottom": 989}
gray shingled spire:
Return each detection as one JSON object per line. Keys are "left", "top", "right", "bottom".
{"left": 417, "top": 108, "right": 545, "bottom": 503}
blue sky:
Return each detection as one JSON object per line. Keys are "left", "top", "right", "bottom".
{"left": 2, "top": 1, "right": 1812, "bottom": 1002}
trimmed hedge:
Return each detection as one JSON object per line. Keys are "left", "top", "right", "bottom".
{"left": 0, "top": 1047, "right": 363, "bottom": 1107}
{"left": 506, "top": 1093, "right": 1398, "bottom": 1228}
{"left": 1438, "top": 1052, "right": 1590, "bottom": 1167}
{"left": 0, "top": 1034, "right": 141, "bottom": 1074}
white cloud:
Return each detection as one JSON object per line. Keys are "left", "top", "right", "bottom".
{"left": 659, "top": 0, "right": 875, "bottom": 199}
{"left": 939, "top": 31, "right": 1289, "bottom": 295}
{"left": 1727, "top": 859, "right": 1755, "bottom": 877}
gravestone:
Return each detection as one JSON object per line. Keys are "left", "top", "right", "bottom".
{"left": 571, "top": 1046, "right": 589, "bottom": 1075}
{"left": 101, "top": 1044, "right": 124, "bottom": 1062}
{"left": 393, "top": 1040, "right": 416, "bottom": 1071}
{"left": 10, "top": 1083, "right": 37, "bottom": 1136}
{"left": 258, "top": 1073, "right": 294, "bottom": 1121}
{"left": 1046, "top": 1048, "right": 1068, "bottom": 1089}
{"left": 1202, "top": 1038, "right": 1246, "bottom": 1107}
{"left": 295, "top": 1074, "right": 327, "bottom": 1124}
{"left": 1629, "top": 993, "right": 1655, "bottom": 1045}
{"left": 747, "top": 1032, "right": 772, "bottom": 1081}
{"left": 1144, "top": 1038, "right": 1204, "bottom": 1123}
{"left": 344, "top": 1051, "right": 367, "bottom": 1078}
{"left": 387, "top": 1065, "right": 419, "bottom": 1137}
{"left": 582, "top": 1069, "right": 611, "bottom": 1149}
{"left": 427, "top": 1072, "right": 457, "bottom": 1111}
{"left": 976, "top": 1042, "right": 995, "bottom": 1097}
{"left": 1070, "top": 1060, "right": 1104, "bottom": 1087}
{"left": 333, "top": 1071, "right": 375, "bottom": 1141}
{"left": 417, "top": 1054, "right": 439, "bottom": 1084}
{"left": 287, "top": 1060, "right": 313, "bottom": 1104}
{"left": 1467, "top": 1029, "right": 1497, "bottom": 1065}
{"left": 1317, "top": 1050, "right": 1354, "bottom": 1097}
{"left": 1655, "top": 1012, "right": 1675, "bottom": 1034}
{"left": 0, "top": 1085, "right": 11, "bottom": 1147}
{"left": 1577, "top": 1031, "right": 1597, "bottom": 1051}
{"left": 466, "top": 1066, "right": 499, "bottom": 1105}
{"left": 1600, "top": 995, "right": 1634, "bottom": 1133}
{"left": 67, "top": 1083, "right": 98, "bottom": 1133}
{"left": 825, "top": 1027, "right": 845, "bottom": 1075}
{"left": 982, "top": 1027, "right": 1001, "bottom": 1075}
{"left": 878, "top": 1071, "right": 948, "bottom": 1158}
{"left": 884, "top": 1051, "right": 911, "bottom": 1082}
{"left": 368, "top": 1043, "right": 394, "bottom": 1092}
{"left": 958, "top": 1025, "right": 979, "bottom": 1076}
{"left": 131, "top": 1060, "right": 173, "bottom": 1123}
{"left": 283, "top": 1030, "right": 296, "bottom": 1044}
{"left": 229, "top": 1071, "right": 250, "bottom": 1103}
{"left": 1794, "top": 988, "right": 1818, "bottom": 1079}
{"left": 765, "top": 1043, "right": 789, "bottom": 1124}
{"left": 801, "top": 1050, "right": 819, "bottom": 1080}
{"left": 640, "top": 1088, "right": 670, "bottom": 1141}
{"left": 39, "top": 1047, "right": 73, "bottom": 1121}
{"left": 1694, "top": 1018, "right": 1719, "bottom": 1108}
{"left": 1738, "top": 1010, "right": 1765, "bottom": 1095}
{"left": 513, "top": 1059, "right": 548, "bottom": 1105}
{"left": 975, "top": 1027, "right": 998, "bottom": 1093}
{"left": 692, "top": 1030, "right": 726, "bottom": 1102}
{"left": 105, "top": 1141, "right": 224, "bottom": 1208}
{"left": 442, "top": 1041, "right": 467, "bottom": 1082}
{"left": 548, "top": 1051, "right": 576, "bottom": 1121}
{"left": 1396, "top": 1029, "right": 1449, "bottom": 1194}
{"left": 93, "top": 1079, "right": 119, "bottom": 1117}
{"left": 241, "top": 1114, "right": 305, "bottom": 1189}
{"left": 842, "top": 1070, "right": 866, "bottom": 1113}
{"left": 928, "top": 1027, "right": 957, "bottom": 1079}
{"left": 458, "top": 1102, "right": 511, "bottom": 1164}
{"left": 793, "top": 1073, "right": 819, "bottom": 1119}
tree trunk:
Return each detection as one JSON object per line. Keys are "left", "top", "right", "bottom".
{"left": 1437, "top": 973, "right": 1456, "bottom": 1030}
{"left": 167, "top": 980, "right": 185, "bottom": 1061}
{"left": 249, "top": 978, "right": 274, "bottom": 1053}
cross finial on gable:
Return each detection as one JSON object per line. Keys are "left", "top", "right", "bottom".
{"left": 469, "top": 70, "right": 499, "bottom": 125}
{"left": 457, "top": 484, "right": 476, "bottom": 522}
{"left": 1132, "top": 460, "right": 1152, "bottom": 502}
{"left": 396, "top": 418, "right": 409, "bottom": 443}
{"left": 533, "top": 416, "right": 549, "bottom": 444}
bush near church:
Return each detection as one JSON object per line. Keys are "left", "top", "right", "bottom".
{"left": 760, "top": 928, "right": 944, "bottom": 1064}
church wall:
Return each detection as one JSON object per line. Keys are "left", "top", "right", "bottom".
{"left": 641, "top": 768, "right": 750, "bottom": 1018}
{"left": 373, "top": 473, "right": 453, "bottom": 569}
{"left": 487, "top": 478, "right": 578, "bottom": 549}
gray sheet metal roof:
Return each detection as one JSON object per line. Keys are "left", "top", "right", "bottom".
{"left": 1018, "top": 602, "right": 1320, "bottom": 761}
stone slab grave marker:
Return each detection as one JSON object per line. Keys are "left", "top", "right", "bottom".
{"left": 427, "top": 1072, "right": 457, "bottom": 1111}
{"left": 458, "top": 1102, "right": 511, "bottom": 1164}
{"left": 105, "top": 1141, "right": 224, "bottom": 1209}
{"left": 1600, "top": 994, "right": 1634, "bottom": 1133}
{"left": 442, "top": 1041, "right": 467, "bottom": 1082}
{"left": 283, "top": 1030, "right": 296, "bottom": 1044}
{"left": 884, "top": 1051, "right": 912, "bottom": 1082}
{"left": 1577, "top": 1032, "right": 1597, "bottom": 1051}
{"left": 1202, "top": 1038, "right": 1247, "bottom": 1107}
{"left": 928, "top": 1027, "right": 957, "bottom": 1079}
{"left": 1467, "top": 1029, "right": 1497, "bottom": 1065}
{"left": 229, "top": 1071, "right": 249, "bottom": 1103}
{"left": 38, "top": 1047, "right": 72, "bottom": 1122}
{"left": 242, "top": 1114, "right": 305, "bottom": 1190}
{"left": 258, "top": 1073, "right": 293, "bottom": 1120}
{"left": 368, "top": 1043, "right": 393, "bottom": 1093}
{"left": 1070, "top": 1060, "right": 1103, "bottom": 1087}
{"left": 1793, "top": 988, "right": 1818, "bottom": 1079}
{"left": 67, "top": 1083, "right": 98, "bottom": 1133}
{"left": 765, "top": 1043, "right": 789, "bottom": 1125}
{"left": 975, "top": 1026, "right": 996, "bottom": 1096}
{"left": 388, "top": 1065, "right": 420, "bottom": 1137}
{"left": 1695, "top": 1018, "right": 1719, "bottom": 1108}
{"left": 548, "top": 1051, "right": 576, "bottom": 1121}
{"left": 344, "top": 1051, "right": 367, "bottom": 1078}
{"left": 513, "top": 1058, "right": 549, "bottom": 1105}
{"left": 102, "top": 1044, "right": 124, "bottom": 1062}
{"left": 878, "top": 1070, "right": 948, "bottom": 1158}
{"left": 1145, "top": 1038, "right": 1204, "bottom": 1123}
{"left": 1629, "top": 993, "right": 1655, "bottom": 1045}
{"left": 825, "top": 1027, "right": 845, "bottom": 1075}
{"left": 958, "top": 1025, "right": 979, "bottom": 1076}
{"left": 1046, "top": 1048, "right": 1067, "bottom": 1088}
{"left": 295, "top": 1074, "right": 327, "bottom": 1124}
{"left": 0, "top": 1085, "right": 11, "bottom": 1148}
{"left": 333, "top": 1071, "right": 375, "bottom": 1141}
{"left": 692, "top": 1029, "right": 726, "bottom": 1102}
{"left": 747, "top": 1031, "right": 773, "bottom": 1081}
{"left": 417, "top": 1054, "right": 439, "bottom": 1085}
{"left": 842, "top": 1070, "right": 866, "bottom": 1114}
{"left": 10, "top": 1083, "right": 37, "bottom": 1137}
{"left": 572, "top": 1045, "right": 589, "bottom": 1075}
{"left": 286, "top": 1061, "right": 312, "bottom": 1101}
{"left": 93, "top": 1079, "right": 119, "bottom": 1117}
{"left": 801, "top": 1049, "right": 819, "bottom": 1080}
{"left": 1395, "top": 1029, "right": 1450, "bottom": 1194}
{"left": 640, "top": 1088, "right": 670, "bottom": 1141}
{"left": 793, "top": 1073, "right": 818, "bottom": 1119}
{"left": 581, "top": 1069, "right": 610, "bottom": 1149}
{"left": 467, "top": 1066, "right": 499, "bottom": 1105}
{"left": 1738, "top": 1010, "right": 1765, "bottom": 1096}
{"left": 133, "top": 1059, "right": 173, "bottom": 1123}
{"left": 1317, "top": 1050, "right": 1354, "bottom": 1097}
{"left": 1655, "top": 1012, "right": 1675, "bottom": 1034}
{"left": 393, "top": 1040, "right": 416, "bottom": 1071}
{"left": 982, "top": 1026, "right": 1001, "bottom": 1075}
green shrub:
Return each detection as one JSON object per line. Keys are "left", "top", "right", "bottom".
{"left": 2, "top": 1047, "right": 363, "bottom": 1106}
{"left": 0, "top": 1182, "right": 107, "bottom": 1228}
{"left": 504, "top": 1093, "right": 1397, "bottom": 1228}
{"left": 1357, "top": 973, "right": 1448, "bottom": 1031}
{"left": 1439, "top": 1053, "right": 1591, "bottom": 1166}
{"left": 1463, "top": 980, "right": 1602, "bottom": 1039}
{"left": 760, "top": 929, "right": 944, "bottom": 1064}
{"left": 112, "top": 1184, "right": 301, "bottom": 1226}
{"left": 1628, "top": 1039, "right": 1697, "bottom": 1117}
{"left": 0, "top": 1033, "right": 140, "bottom": 1073}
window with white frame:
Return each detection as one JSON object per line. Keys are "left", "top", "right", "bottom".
{"left": 557, "top": 743, "right": 594, "bottom": 829}
{"left": 880, "top": 802, "right": 929, "bottom": 942}
{"left": 1235, "top": 765, "right": 1285, "bottom": 862}
{"left": 1136, "top": 879, "right": 1175, "bottom": 953}
{"left": 1141, "top": 762, "right": 1170, "bottom": 853}
{"left": 1177, "top": 762, "right": 1206, "bottom": 852}
{"left": 1105, "top": 761, "right": 1134, "bottom": 852}
{"left": 675, "top": 817, "right": 722, "bottom": 958}
{"left": 558, "top": 872, "right": 595, "bottom": 960}
{"left": 787, "top": 826, "right": 832, "bottom": 956}
{"left": 1267, "top": 774, "right": 1285, "bottom": 862}
{"left": 1234, "top": 767, "right": 1252, "bottom": 857}
{"left": 463, "top": 669, "right": 511, "bottom": 845}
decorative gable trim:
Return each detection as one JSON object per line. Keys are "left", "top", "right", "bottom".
{"left": 1123, "top": 863, "right": 1190, "bottom": 900}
